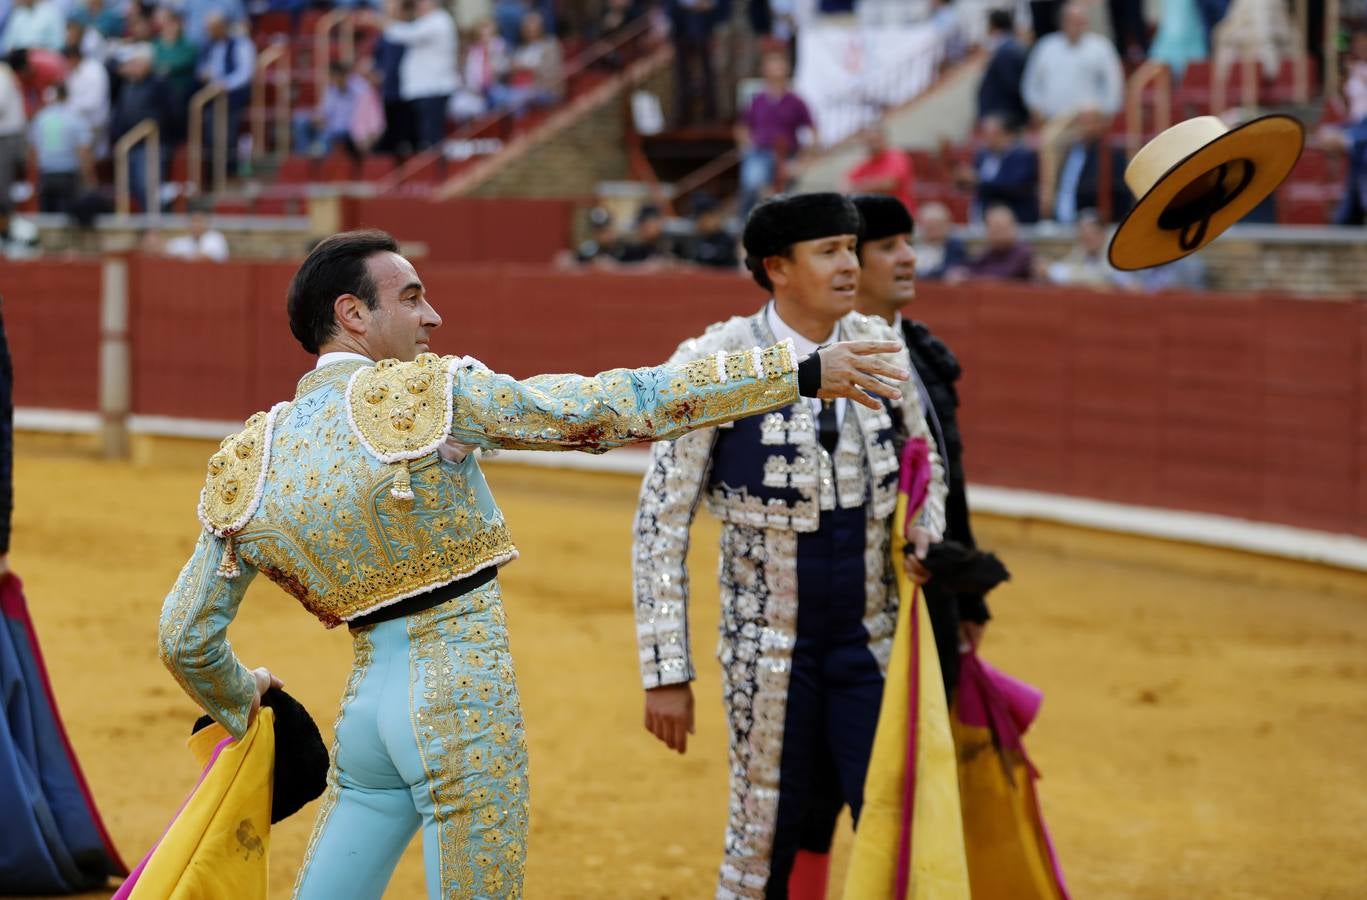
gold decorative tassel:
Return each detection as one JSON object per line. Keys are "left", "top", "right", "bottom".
{"left": 217, "top": 534, "right": 241, "bottom": 579}
{"left": 391, "top": 459, "right": 415, "bottom": 500}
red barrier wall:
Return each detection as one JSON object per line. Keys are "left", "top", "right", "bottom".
{"left": 11, "top": 255, "right": 1367, "bottom": 538}
{"left": 0, "top": 260, "right": 103, "bottom": 410}
{"left": 344, "top": 197, "right": 577, "bottom": 264}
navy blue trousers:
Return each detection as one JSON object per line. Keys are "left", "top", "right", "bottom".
{"left": 765, "top": 506, "right": 885, "bottom": 898}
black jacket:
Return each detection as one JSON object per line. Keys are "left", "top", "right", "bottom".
{"left": 976, "top": 38, "right": 1029, "bottom": 128}
{"left": 903, "top": 319, "right": 990, "bottom": 695}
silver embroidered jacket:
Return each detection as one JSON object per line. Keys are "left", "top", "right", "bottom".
{"left": 632, "top": 309, "right": 947, "bottom": 690}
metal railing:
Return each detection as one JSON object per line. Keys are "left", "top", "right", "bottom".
{"left": 113, "top": 118, "right": 160, "bottom": 216}
{"left": 314, "top": 9, "right": 358, "bottom": 101}
{"left": 187, "top": 82, "right": 229, "bottom": 196}
{"left": 1125, "top": 60, "right": 1172, "bottom": 154}
{"left": 1324, "top": 0, "right": 1341, "bottom": 101}
{"left": 1211, "top": 54, "right": 1310, "bottom": 113}
{"left": 381, "top": 14, "right": 660, "bottom": 194}
{"left": 252, "top": 41, "right": 291, "bottom": 161}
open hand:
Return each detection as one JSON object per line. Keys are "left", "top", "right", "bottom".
{"left": 644, "top": 682, "right": 694, "bottom": 755}
{"left": 816, "top": 340, "right": 906, "bottom": 410}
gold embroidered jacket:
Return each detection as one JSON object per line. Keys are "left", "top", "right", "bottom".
{"left": 159, "top": 345, "right": 801, "bottom": 737}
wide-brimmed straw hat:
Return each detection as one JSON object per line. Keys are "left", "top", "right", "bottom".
{"left": 1108, "top": 114, "right": 1304, "bottom": 271}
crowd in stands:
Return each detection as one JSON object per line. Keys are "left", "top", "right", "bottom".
{"left": 0, "top": 0, "right": 600, "bottom": 220}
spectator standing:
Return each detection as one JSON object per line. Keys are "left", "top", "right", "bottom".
{"left": 1108, "top": 0, "right": 1149, "bottom": 62}
{"left": 976, "top": 9, "right": 1028, "bottom": 128}
{"left": 197, "top": 13, "right": 256, "bottom": 175}
{"left": 914, "top": 201, "right": 968, "bottom": 280}
{"left": 111, "top": 45, "right": 170, "bottom": 210}
{"left": 1022, "top": 1, "right": 1124, "bottom": 215}
{"left": 667, "top": 0, "right": 724, "bottom": 126}
{"left": 0, "top": 53, "right": 26, "bottom": 204}
{"left": 181, "top": 0, "right": 246, "bottom": 49}
{"left": 844, "top": 125, "right": 916, "bottom": 215}
{"left": 1, "top": 0, "right": 62, "bottom": 53}
{"left": 1052, "top": 106, "right": 1130, "bottom": 224}
{"left": 379, "top": 0, "right": 458, "bottom": 152}
{"left": 28, "top": 83, "right": 93, "bottom": 213}
{"left": 683, "top": 191, "right": 737, "bottom": 268}
{"left": 164, "top": 209, "right": 229, "bottom": 260}
{"left": 735, "top": 50, "right": 814, "bottom": 221}
{"left": 492, "top": 11, "right": 562, "bottom": 116}
{"left": 1148, "top": 0, "right": 1207, "bottom": 79}
{"left": 1043, "top": 209, "right": 1124, "bottom": 287}
{"left": 965, "top": 205, "right": 1033, "bottom": 281}
{"left": 370, "top": 29, "right": 408, "bottom": 154}
{"left": 1344, "top": 29, "right": 1367, "bottom": 125}
{"left": 962, "top": 113, "right": 1038, "bottom": 223}
{"left": 153, "top": 8, "right": 198, "bottom": 143}
{"left": 1212, "top": 0, "right": 1298, "bottom": 82}
{"left": 62, "top": 43, "right": 108, "bottom": 154}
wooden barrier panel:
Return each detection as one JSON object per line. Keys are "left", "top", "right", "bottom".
{"left": 345, "top": 197, "right": 578, "bottom": 265}
{"left": 0, "top": 260, "right": 104, "bottom": 410}
{"left": 18, "top": 255, "right": 1361, "bottom": 537}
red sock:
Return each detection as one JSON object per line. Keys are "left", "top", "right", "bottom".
{"left": 788, "top": 850, "right": 831, "bottom": 900}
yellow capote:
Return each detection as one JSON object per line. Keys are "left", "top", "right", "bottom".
{"left": 129, "top": 708, "right": 275, "bottom": 900}
{"left": 842, "top": 492, "right": 969, "bottom": 900}
{"left": 952, "top": 714, "right": 1067, "bottom": 900}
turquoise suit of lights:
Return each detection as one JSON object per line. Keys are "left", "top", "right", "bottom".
{"left": 156, "top": 344, "right": 803, "bottom": 899}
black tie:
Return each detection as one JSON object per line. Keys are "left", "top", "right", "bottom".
{"left": 817, "top": 400, "right": 839, "bottom": 457}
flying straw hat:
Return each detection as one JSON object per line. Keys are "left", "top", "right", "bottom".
{"left": 1107, "top": 114, "right": 1304, "bottom": 271}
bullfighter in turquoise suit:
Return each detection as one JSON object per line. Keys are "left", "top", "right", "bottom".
{"left": 156, "top": 230, "right": 908, "bottom": 899}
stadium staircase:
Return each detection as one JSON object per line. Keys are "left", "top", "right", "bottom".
{"left": 147, "top": 12, "right": 669, "bottom": 217}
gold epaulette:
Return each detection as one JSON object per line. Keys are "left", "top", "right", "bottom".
{"left": 197, "top": 402, "right": 288, "bottom": 577}
{"left": 346, "top": 353, "right": 454, "bottom": 499}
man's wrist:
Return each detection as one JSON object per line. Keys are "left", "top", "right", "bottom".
{"left": 797, "top": 352, "right": 821, "bottom": 397}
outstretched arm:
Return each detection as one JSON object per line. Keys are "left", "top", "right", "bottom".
{"left": 444, "top": 341, "right": 907, "bottom": 452}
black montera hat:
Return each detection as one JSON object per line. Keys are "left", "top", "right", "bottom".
{"left": 192, "top": 687, "right": 329, "bottom": 824}
{"left": 850, "top": 194, "right": 914, "bottom": 245}
{"left": 741, "top": 192, "right": 863, "bottom": 262}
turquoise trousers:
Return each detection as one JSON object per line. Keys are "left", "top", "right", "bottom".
{"left": 292, "top": 579, "right": 529, "bottom": 899}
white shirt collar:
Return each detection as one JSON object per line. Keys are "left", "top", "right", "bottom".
{"left": 315, "top": 351, "right": 373, "bottom": 370}
{"left": 766, "top": 300, "right": 837, "bottom": 357}
{"left": 766, "top": 300, "right": 845, "bottom": 423}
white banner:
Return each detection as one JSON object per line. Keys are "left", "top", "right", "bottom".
{"left": 794, "top": 22, "right": 945, "bottom": 147}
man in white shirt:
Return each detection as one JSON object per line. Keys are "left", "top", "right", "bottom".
{"left": 0, "top": 0, "right": 63, "bottom": 52}
{"left": 1021, "top": 1, "right": 1125, "bottom": 217}
{"left": 62, "top": 44, "right": 109, "bottom": 156}
{"left": 631, "top": 192, "right": 946, "bottom": 897}
{"left": 376, "top": 0, "right": 457, "bottom": 152}
{"left": 196, "top": 13, "right": 255, "bottom": 174}
{"left": 163, "top": 210, "right": 229, "bottom": 261}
